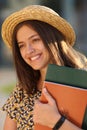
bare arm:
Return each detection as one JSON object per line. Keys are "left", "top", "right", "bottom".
{"left": 58, "top": 119, "right": 82, "bottom": 130}
{"left": 4, "top": 115, "right": 17, "bottom": 130}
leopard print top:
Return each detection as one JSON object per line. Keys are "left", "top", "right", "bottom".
{"left": 2, "top": 85, "right": 41, "bottom": 130}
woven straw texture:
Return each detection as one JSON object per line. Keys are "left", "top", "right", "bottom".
{"left": 1, "top": 5, "right": 76, "bottom": 48}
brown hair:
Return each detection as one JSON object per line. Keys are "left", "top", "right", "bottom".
{"left": 12, "top": 20, "right": 87, "bottom": 94}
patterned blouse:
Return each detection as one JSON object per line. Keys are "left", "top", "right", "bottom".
{"left": 2, "top": 85, "right": 41, "bottom": 130}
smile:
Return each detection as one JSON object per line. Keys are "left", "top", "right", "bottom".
{"left": 30, "top": 54, "right": 41, "bottom": 61}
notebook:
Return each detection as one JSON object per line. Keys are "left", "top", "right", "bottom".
{"left": 35, "top": 64, "right": 87, "bottom": 130}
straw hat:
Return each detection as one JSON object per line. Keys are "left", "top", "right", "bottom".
{"left": 1, "top": 5, "right": 76, "bottom": 48}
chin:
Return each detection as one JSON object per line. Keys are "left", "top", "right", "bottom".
{"left": 32, "top": 66, "right": 40, "bottom": 70}
{"left": 32, "top": 65, "right": 44, "bottom": 70}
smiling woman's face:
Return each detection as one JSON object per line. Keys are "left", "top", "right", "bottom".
{"left": 16, "top": 25, "right": 51, "bottom": 70}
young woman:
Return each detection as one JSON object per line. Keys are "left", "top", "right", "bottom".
{"left": 1, "top": 5, "right": 87, "bottom": 130}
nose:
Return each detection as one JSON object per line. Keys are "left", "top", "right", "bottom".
{"left": 26, "top": 44, "right": 35, "bottom": 55}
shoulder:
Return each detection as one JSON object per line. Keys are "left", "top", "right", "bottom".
{"left": 6, "top": 83, "right": 25, "bottom": 104}
{"left": 2, "top": 83, "right": 28, "bottom": 119}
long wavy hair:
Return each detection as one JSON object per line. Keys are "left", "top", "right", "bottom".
{"left": 12, "top": 20, "right": 87, "bottom": 94}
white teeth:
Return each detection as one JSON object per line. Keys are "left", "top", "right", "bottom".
{"left": 31, "top": 55, "right": 40, "bottom": 61}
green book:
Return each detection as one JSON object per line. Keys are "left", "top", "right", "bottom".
{"left": 46, "top": 64, "right": 87, "bottom": 89}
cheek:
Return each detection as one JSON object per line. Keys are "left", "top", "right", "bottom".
{"left": 20, "top": 50, "right": 25, "bottom": 60}
{"left": 45, "top": 50, "right": 51, "bottom": 62}
{"left": 39, "top": 42, "right": 46, "bottom": 50}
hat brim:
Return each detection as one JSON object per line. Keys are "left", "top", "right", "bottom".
{"left": 1, "top": 5, "right": 76, "bottom": 48}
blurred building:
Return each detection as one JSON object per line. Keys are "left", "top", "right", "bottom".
{"left": 0, "top": 0, "right": 87, "bottom": 67}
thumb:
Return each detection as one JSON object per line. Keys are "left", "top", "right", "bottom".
{"left": 42, "top": 87, "right": 55, "bottom": 106}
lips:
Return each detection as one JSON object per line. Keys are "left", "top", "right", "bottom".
{"left": 30, "top": 54, "right": 41, "bottom": 61}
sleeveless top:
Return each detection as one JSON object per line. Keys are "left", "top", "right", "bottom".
{"left": 2, "top": 85, "right": 41, "bottom": 130}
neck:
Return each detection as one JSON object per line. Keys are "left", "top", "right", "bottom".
{"left": 38, "top": 66, "right": 48, "bottom": 90}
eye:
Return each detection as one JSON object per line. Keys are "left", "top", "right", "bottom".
{"left": 18, "top": 43, "right": 24, "bottom": 49}
{"left": 32, "top": 37, "right": 41, "bottom": 43}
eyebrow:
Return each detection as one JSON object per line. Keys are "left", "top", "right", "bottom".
{"left": 17, "top": 34, "right": 39, "bottom": 44}
{"left": 28, "top": 34, "right": 39, "bottom": 40}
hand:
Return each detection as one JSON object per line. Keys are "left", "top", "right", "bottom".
{"left": 33, "top": 88, "right": 61, "bottom": 128}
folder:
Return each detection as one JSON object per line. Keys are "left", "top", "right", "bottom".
{"left": 34, "top": 64, "right": 87, "bottom": 130}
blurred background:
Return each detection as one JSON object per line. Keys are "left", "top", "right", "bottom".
{"left": 0, "top": 0, "right": 87, "bottom": 129}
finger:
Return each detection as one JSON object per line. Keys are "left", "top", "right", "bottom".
{"left": 33, "top": 100, "right": 40, "bottom": 122}
{"left": 34, "top": 99, "right": 41, "bottom": 108}
{"left": 42, "top": 87, "right": 55, "bottom": 106}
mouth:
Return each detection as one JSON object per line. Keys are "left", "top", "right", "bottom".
{"left": 30, "top": 54, "right": 41, "bottom": 61}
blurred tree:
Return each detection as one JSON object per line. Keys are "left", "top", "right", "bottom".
{"left": 0, "top": 0, "right": 9, "bottom": 66}
{"left": 41, "top": 0, "right": 63, "bottom": 15}
{"left": 75, "top": 0, "right": 87, "bottom": 11}
{"left": 0, "top": 0, "right": 8, "bottom": 8}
